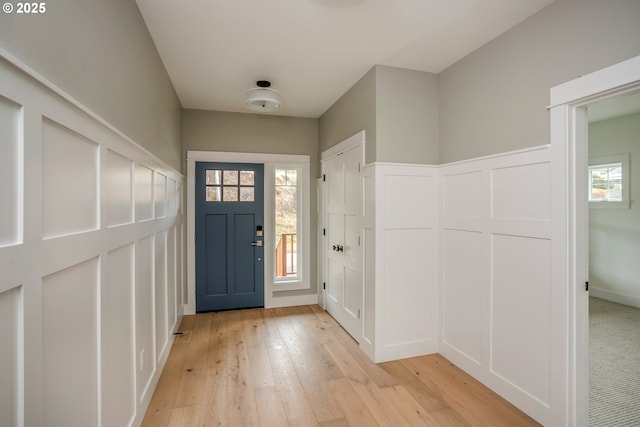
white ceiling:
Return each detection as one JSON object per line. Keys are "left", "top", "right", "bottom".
{"left": 136, "top": 0, "right": 556, "bottom": 118}
{"left": 588, "top": 91, "right": 640, "bottom": 123}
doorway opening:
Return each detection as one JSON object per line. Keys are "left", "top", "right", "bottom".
{"left": 549, "top": 54, "right": 640, "bottom": 427}
{"left": 586, "top": 91, "right": 640, "bottom": 426}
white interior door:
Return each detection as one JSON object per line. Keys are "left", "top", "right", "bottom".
{"left": 324, "top": 145, "right": 362, "bottom": 341}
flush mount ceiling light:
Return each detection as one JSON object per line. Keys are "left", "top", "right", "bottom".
{"left": 245, "top": 80, "right": 282, "bottom": 112}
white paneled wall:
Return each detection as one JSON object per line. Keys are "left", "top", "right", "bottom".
{"left": 362, "top": 163, "right": 439, "bottom": 362}
{"left": 440, "top": 146, "right": 552, "bottom": 425}
{"left": 0, "top": 55, "right": 184, "bottom": 427}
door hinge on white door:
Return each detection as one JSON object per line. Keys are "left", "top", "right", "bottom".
{"left": 323, "top": 282, "right": 326, "bottom": 290}
{"left": 322, "top": 174, "right": 326, "bottom": 182}
{"left": 357, "top": 309, "right": 361, "bottom": 319}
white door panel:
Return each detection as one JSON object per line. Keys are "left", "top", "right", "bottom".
{"left": 322, "top": 144, "right": 363, "bottom": 342}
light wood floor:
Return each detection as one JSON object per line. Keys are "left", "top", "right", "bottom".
{"left": 142, "top": 305, "right": 540, "bottom": 427}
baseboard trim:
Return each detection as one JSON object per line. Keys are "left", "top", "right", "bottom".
{"left": 590, "top": 287, "right": 640, "bottom": 309}
{"left": 266, "top": 293, "right": 318, "bottom": 308}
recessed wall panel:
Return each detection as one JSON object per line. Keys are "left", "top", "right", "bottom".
{"left": 442, "top": 171, "right": 483, "bottom": 218}
{"left": 0, "top": 286, "right": 21, "bottom": 427}
{"left": 492, "top": 162, "right": 550, "bottom": 220}
{"left": 102, "top": 244, "right": 134, "bottom": 427}
{"left": 135, "top": 236, "right": 154, "bottom": 401}
{"left": 166, "top": 227, "right": 176, "bottom": 330}
{"left": 442, "top": 229, "right": 483, "bottom": 364}
{"left": 0, "top": 96, "right": 21, "bottom": 248}
{"left": 383, "top": 228, "right": 432, "bottom": 346}
{"left": 106, "top": 149, "right": 133, "bottom": 227}
{"left": 364, "top": 174, "right": 374, "bottom": 218}
{"left": 155, "top": 232, "right": 167, "bottom": 360}
{"left": 384, "top": 175, "right": 432, "bottom": 220}
{"left": 42, "top": 119, "right": 98, "bottom": 238}
{"left": 167, "top": 178, "right": 177, "bottom": 216}
{"left": 135, "top": 164, "right": 154, "bottom": 221}
{"left": 363, "top": 228, "right": 374, "bottom": 343}
{"left": 155, "top": 172, "right": 166, "bottom": 218}
{"left": 42, "top": 257, "right": 98, "bottom": 427}
{"left": 491, "top": 234, "right": 551, "bottom": 404}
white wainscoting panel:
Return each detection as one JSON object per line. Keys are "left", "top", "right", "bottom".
{"left": 440, "top": 146, "right": 552, "bottom": 425}
{"left": 103, "top": 244, "right": 135, "bottom": 427}
{"left": 41, "top": 118, "right": 98, "bottom": 239}
{"left": 42, "top": 257, "right": 99, "bottom": 427}
{"left": 442, "top": 170, "right": 483, "bottom": 219}
{"left": 0, "top": 95, "right": 21, "bottom": 248}
{"left": 492, "top": 161, "right": 551, "bottom": 221}
{"left": 362, "top": 168, "right": 375, "bottom": 354}
{"left": 442, "top": 228, "right": 483, "bottom": 366}
{"left": 383, "top": 228, "right": 434, "bottom": 347}
{"left": 367, "top": 163, "right": 439, "bottom": 362}
{"left": 0, "top": 286, "right": 21, "bottom": 427}
{"left": 491, "top": 234, "right": 551, "bottom": 406}
{"left": 135, "top": 164, "right": 154, "bottom": 222}
{"left": 106, "top": 149, "right": 134, "bottom": 227}
{"left": 0, "top": 54, "right": 184, "bottom": 427}
{"left": 167, "top": 226, "right": 177, "bottom": 331}
{"left": 155, "top": 172, "right": 167, "bottom": 219}
{"left": 155, "top": 231, "right": 168, "bottom": 361}
{"left": 136, "top": 235, "right": 155, "bottom": 403}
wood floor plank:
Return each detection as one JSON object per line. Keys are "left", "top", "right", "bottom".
{"left": 328, "top": 325, "right": 400, "bottom": 388}
{"left": 143, "top": 305, "right": 540, "bottom": 427}
{"left": 328, "top": 378, "right": 381, "bottom": 427}
{"left": 403, "top": 355, "right": 540, "bottom": 427}
{"left": 247, "top": 343, "right": 276, "bottom": 389}
{"left": 268, "top": 344, "right": 320, "bottom": 427}
{"left": 379, "top": 359, "right": 448, "bottom": 411}
{"left": 167, "top": 405, "right": 201, "bottom": 427}
{"left": 318, "top": 418, "right": 351, "bottom": 427}
{"left": 255, "top": 386, "right": 291, "bottom": 427}
{"left": 381, "top": 385, "right": 441, "bottom": 427}
{"left": 299, "top": 374, "right": 345, "bottom": 423}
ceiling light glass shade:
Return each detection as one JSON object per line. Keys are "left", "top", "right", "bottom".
{"left": 245, "top": 87, "right": 282, "bottom": 112}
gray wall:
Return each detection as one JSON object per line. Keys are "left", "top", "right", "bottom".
{"left": 589, "top": 112, "right": 640, "bottom": 307}
{"left": 439, "top": 0, "right": 640, "bottom": 163}
{"left": 376, "top": 65, "right": 439, "bottom": 164}
{"left": 0, "top": 0, "right": 182, "bottom": 171}
{"left": 183, "top": 109, "right": 319, "bottom": 296}
{"left": 319, "top": 66, "right": 377, "bottom": 164}
{"left": 319, "top": 65, "right": 439, "bottom": 165}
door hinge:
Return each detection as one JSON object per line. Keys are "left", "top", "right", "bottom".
{"left": 323, "top": 282, "right": 326, "bottom": 290}
{"left": 323, "top": 228, "right": 326, "bottom": 236}
{"left": 585, "top": 281, "right": 589, "bottom": 291}
{"left": 322, "top": 174, "right": 326, "bottom": 182}
{"left": 358, "top": 236, "right": 361, "bottom": 246}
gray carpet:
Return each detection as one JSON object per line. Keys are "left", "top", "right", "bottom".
{"left": 589, "top": 297, "right": 640, "bottom": 427}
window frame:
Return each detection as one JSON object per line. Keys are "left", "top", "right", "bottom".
{"left": 265, "top": 162, "right": 311, "bottom": 291}
{"left": 588, "top": 153, "right": 630, "bottom": 209}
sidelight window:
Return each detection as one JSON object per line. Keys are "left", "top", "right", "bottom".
{"left": 275, "top": 168, "right": 299, "bottom": 278}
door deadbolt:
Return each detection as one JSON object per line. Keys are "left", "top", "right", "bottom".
{"left": 251, "top": 241, "right": 263, "bottom": 247}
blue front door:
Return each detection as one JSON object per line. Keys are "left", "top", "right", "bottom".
{"left": 195, "top": 162, "right": 264, "bottom": 312}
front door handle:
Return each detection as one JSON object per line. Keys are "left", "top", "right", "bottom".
{"left": 251, "top": 241, "right": 263, "bottom": 247}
